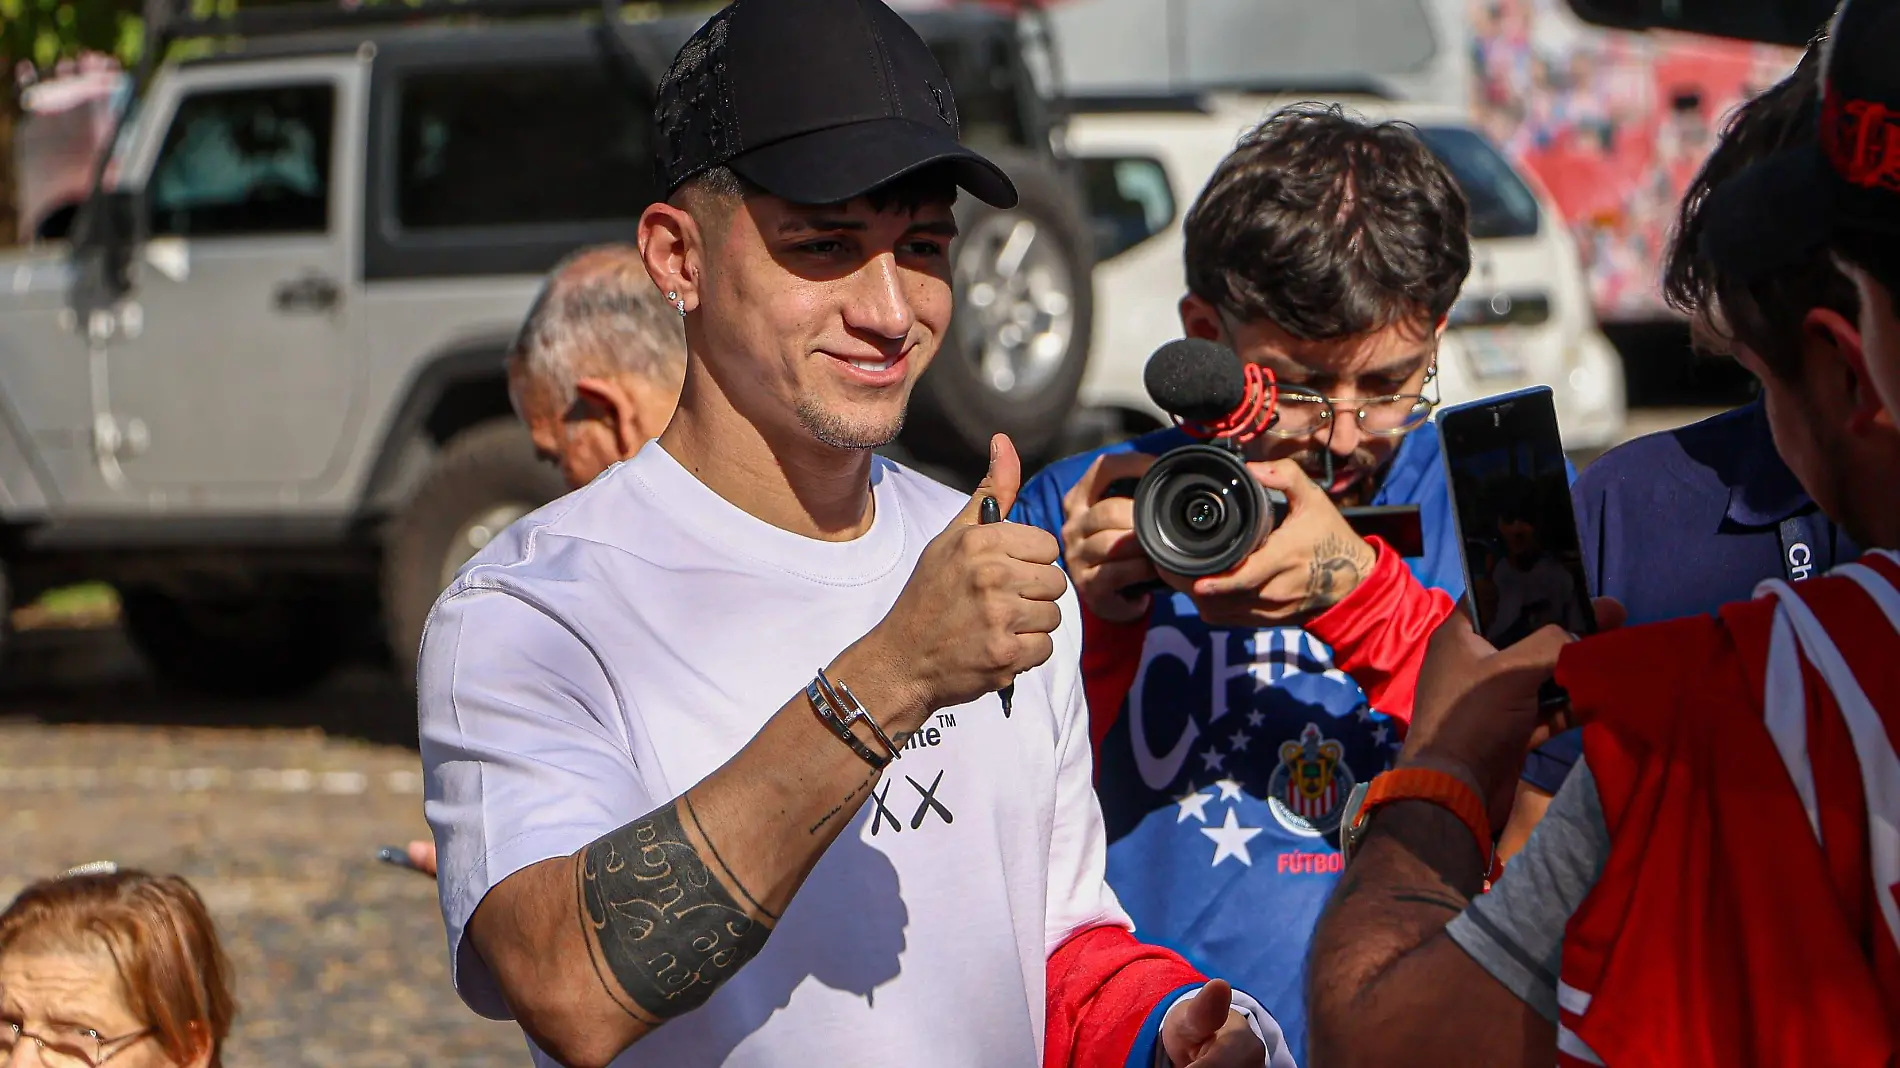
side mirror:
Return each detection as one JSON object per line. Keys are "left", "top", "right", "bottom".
{"left": 1077, "top": 156, "right": 1174, "bottom": 263}
{"left": 68, "top": 189, "right": 143, "bottom": 306}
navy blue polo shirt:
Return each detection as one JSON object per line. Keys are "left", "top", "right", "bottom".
{"left": 1520, "top": 399, "right": 1857, "bottom": 791}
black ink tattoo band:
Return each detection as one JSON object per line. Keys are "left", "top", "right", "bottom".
{"left": 575, "top": 851, "right": 658, "bottom": 1025}
{"left": 682, "top": 791, "right": 778, "bottom": 921}
{"left": 579, "top": 802, "right": 773, "bottom": 1022}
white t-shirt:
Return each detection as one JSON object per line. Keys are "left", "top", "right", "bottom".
{"left": 418, "top": 441, "right": 1133, "bottom": 1067}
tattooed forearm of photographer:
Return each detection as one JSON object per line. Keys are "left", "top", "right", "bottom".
{"left": 576, "top": 793, "right": 779, "bottom": 1024}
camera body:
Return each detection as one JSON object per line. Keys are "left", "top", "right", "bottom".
{"left": 1106, "top": 442, "right": 1289, "bottom": 578}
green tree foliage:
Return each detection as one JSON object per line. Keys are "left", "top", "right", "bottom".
{"left": 2, "top": 0, "right": 147, "bottom": 75}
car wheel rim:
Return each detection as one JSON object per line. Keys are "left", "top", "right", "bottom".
{"left": 955, "top": 211, "right": 1076, "bottom": 398}
{"left": 441, "top": 503, "right": 532, "bottom": 589}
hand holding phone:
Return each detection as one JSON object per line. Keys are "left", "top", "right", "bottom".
{"left": 1437, "top": 387, "right": 1595, "bottom": 648}
{"left": 1438, "top": 387, "right": 1595, "bottom": 711}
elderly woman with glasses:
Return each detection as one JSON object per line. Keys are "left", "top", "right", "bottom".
{"left": 0, "top": 866, "right": 234, "bottom": 1068}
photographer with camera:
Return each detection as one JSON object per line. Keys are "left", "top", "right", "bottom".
{"left": 1012, "top": 104, "right": 1471, "bottom": 1057}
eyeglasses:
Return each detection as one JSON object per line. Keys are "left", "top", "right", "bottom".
{"left": 1264, "top": 367, "right": 1441, "bottom": 439}
{"left": 1, "top": 1021, "right": 153, "bottom": 1067}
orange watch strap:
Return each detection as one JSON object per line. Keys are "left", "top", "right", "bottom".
{"left": 1358, "top": 768, "right": 1502, "bottom": 884}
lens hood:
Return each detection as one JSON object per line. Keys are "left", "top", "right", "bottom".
{"left": 1131, "top": 444, "right": 1275, "bottom": 577}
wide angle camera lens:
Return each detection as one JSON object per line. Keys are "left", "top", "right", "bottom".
{"left": 1131, "top": 444, "right": 1275, "bottom": 577}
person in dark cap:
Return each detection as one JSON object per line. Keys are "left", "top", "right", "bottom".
{"left": 1305, "top": 2, "right": 1900, "bottom": 1063}
{"left": 416, "top": 2, "right": 1285, "bottom": 1066}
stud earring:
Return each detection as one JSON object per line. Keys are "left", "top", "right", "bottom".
{"left": 667, "top": 290, "right": 686, "bottom": 316}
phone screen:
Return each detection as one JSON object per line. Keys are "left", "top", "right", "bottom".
{"left": 1439, "top": 388, "right": 1595, "bottom": 647}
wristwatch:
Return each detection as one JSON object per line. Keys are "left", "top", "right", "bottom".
{"left": 1339, "top": 768, "right": 1502, "bottom": 884}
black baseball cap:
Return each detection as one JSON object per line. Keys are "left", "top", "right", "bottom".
{"left": 1700, "top": 0, "right": 1900, "bottom": 280}
{"left": 652, "top": 0, "right": 1018, "bottom": 209}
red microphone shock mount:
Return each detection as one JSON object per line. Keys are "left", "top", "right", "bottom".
{"left": 1176, "top": 363, "right": 1279, "bottom": 446}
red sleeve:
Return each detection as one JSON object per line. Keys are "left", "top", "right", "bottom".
{"left": 1081, "top": 605, "right": 1148, "bottom": 760}
{"left": 1044, "top": 924, "right": 1206, "bottom": 1068}
{"left": 1304, "top": 535, "right": 1455, "bottom": 723}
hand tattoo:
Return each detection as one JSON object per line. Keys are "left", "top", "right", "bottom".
{"left": 577, "top": 795, "right": 775, "bottom": 1023}
{"left": 1302, "top": 533, "right": 1373, "bottom": 615}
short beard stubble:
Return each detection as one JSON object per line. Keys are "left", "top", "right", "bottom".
{"left": 795, "top": 398, "right": 906, "bottom": 451}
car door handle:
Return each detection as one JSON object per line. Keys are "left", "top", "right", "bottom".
{"left": 273, "top": 274, "right": 340, "bottom": 313}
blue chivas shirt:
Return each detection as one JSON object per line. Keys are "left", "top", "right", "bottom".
{"left": 1012, "top": 425, "right": 1464, "bottom": 1059}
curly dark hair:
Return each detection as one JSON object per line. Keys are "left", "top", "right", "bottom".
{"left": 1182, "top": 103, "right": 1472, "bottom": 341}
{"left": 1662, "top": 33, "right": 1858, "bottom": 380}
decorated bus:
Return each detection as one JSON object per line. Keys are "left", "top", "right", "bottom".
{"left": 1037, "top": 0, "right": 1807, "bottom": 322}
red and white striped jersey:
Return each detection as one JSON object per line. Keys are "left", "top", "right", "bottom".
{"left": 1551, "top": 550, "right": 1900, "bottom": 1067}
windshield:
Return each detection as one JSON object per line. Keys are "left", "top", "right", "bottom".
{"left": 1416, "top": 125, "right": 1541, "bottom": 240}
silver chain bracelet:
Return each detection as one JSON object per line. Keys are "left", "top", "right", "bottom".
{"left": 807, "top": 668, "right": 903, "bottom": 769}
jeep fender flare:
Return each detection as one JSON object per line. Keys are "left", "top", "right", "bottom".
{"left": 356, "top": 340, "right": 518, "bottom": 520}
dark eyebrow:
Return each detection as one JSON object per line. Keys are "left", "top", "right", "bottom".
{"left": 776, "top": 216, "right": 957, "bottom": 239}
{"left": 1269, "top": 349, "right": 1433, "bottom": 389}
{"left": 777, "top": 215, "right": 869, "bottom": 236}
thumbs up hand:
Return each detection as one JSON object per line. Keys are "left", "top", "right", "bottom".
{"left": 1161, "top": 980, "right": 1269, "bottom": 1067}
{"left": 855, "top": 434, "right": 1069, "bottom": 717}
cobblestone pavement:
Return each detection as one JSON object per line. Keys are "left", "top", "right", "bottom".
{"left": 0, "top": 628, "right": 527, "bottom": 1068}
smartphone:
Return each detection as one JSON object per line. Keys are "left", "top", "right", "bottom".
{"left": 1437, "top": 386, "right": 1595, "bottom": 647}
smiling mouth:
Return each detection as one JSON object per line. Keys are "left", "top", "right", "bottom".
{"left": 844, "top": 356, "right": 899, "bottom": 373}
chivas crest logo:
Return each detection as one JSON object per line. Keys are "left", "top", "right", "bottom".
{"left": 1266, "top": 722, "right": 1354, "bottom": 835}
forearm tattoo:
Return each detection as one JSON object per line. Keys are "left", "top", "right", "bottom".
{"left": 1302, "top": 533, "right": 1373, "bottom": 615}
{"left": 577, "top": 795, "right": 775, "bottom": 1023}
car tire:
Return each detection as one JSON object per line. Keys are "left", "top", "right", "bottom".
{"left": 902, "top": 154, "right": 1094, "bottom": 476}
{"left": 120, "top": 587, "right": 352, "bottom": 697}
{"left": 382, "top": 419, "right": 567, "bottom": 687}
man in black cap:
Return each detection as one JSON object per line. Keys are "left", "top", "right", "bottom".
{"left": 416, "top": 2, "right": 1285, "bottom": 1066}
{"left": 1304, "top": 1, "right": 1900, "bottom": 1063}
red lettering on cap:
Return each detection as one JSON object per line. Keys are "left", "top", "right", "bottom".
{"left": 1824, "top": 86, "right": 1900, "bottom": 193}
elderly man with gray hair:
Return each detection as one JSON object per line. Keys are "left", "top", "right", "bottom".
{"left": 508, "top": 242, "right": 688, "bottom": 491}
{"left": 400, "top": 243, "right": 686, "bottom": 879}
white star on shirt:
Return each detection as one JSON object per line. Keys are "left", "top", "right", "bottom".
{"left": 1246, "top": 709, "right": 1266, "bottom": 728}
{"left": 1213, "top": 778, "right": 1244, "bottom": 801}
{"left": 1201, "top": 808, "right": 1265, "bottom": 868}
{"left": 1175, "top": 789, "right": 1215, "bottom": 824}
{"left": 1200, "top": 746, "right": 1226, "bottom": 773}
{"left": 1372, "top": 724, "right": 1390, "bottom": 746}
{"left": 1228, "top": 729, "right": 1250, "bottom": 753}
